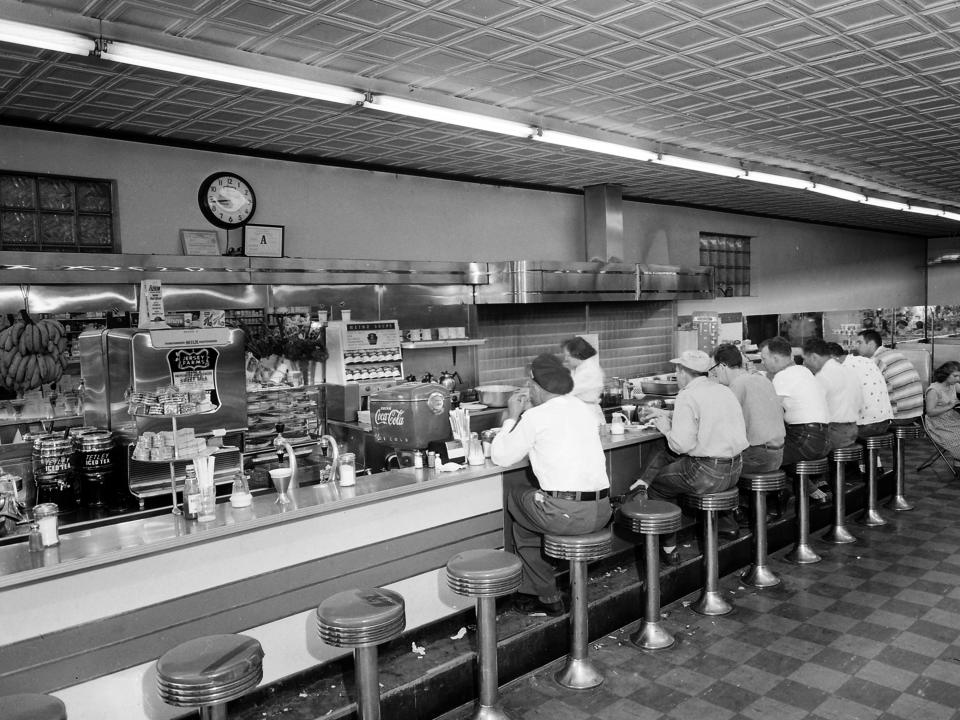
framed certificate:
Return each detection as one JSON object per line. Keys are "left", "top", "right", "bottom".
{"left": 180, "top": 229, "right": 221, "bottom": 255}
{"left": 243, "top": 224, "right": 284, "bottom": 257}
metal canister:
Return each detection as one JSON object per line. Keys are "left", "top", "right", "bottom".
{"left": 74, "top": 431, "right": 114, "bottom": 508}
{"left": 33, "top": 436, "right": 74, "bottom": 508}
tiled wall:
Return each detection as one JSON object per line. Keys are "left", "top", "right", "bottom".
{"left": 477, "top": 302, "right": 675, "bottom": 386}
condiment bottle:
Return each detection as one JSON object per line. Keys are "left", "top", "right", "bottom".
{"left": 33, "top": 503, "right": 59, "bottom": 546}
{"left": 183, "top": 466, "right": 201, "bottom": 520}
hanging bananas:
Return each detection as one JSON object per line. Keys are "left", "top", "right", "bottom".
{"left": 0, "top": 311, "right": 69, "bottom": 394}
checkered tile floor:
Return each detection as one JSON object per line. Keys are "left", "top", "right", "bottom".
{"left": 443, "top": 444, "right": 960, "bottom": 720}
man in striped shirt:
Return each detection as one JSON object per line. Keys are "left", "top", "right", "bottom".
{"left": 854, "top": 330, "right": 923, "bottom": 423}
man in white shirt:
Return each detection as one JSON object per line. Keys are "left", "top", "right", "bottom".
{"left": 825, "top": 342, "right": 893, "bottom": 438}
{"left": 802, "top": 338, "right": 862, "bottom": 451}
{"left": 760, "top": 336, "right": 831, "bottom": 502}
{"left": 491, "top": 353, "right": 611, "bottom": 616}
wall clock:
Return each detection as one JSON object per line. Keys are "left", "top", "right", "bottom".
{"left": 198, "top": 172, "right": 256, "bottom": 229}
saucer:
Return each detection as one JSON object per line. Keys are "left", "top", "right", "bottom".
{"left": 460, "top": 402, "right": 488, "bottom": 411}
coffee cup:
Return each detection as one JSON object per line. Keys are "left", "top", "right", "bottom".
{"left": 610, "top": 412, "right": 627, "bottom": 435}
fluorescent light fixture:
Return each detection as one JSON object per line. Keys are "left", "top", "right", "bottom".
{"left": 863, "top": 197, "right": 909, "bottom": 211}
{"left": 365, "top": 95, "right": 532, "bottom": 137}
{"left": 0, "top": 19, "right": 95, "bottom": 55}
{"left": 99, "top": 41, "right": 364, "bottom": 105}
{"left": 942, "top": 211, "right": 960, "bottom": 223}
{"left": 906, "top": 205, "right": 945, "bottom": 217}
{"left": 534, "top": 130, "right": 658, "bottom": 162}
{"left": 742, "top": 170, "right": 813, "bottom": 190}
{"left": 655, "top": 154, "right": 744, "bottom": 178}
{"left": 809, "top": 184, "right": 865, "bottom": 202}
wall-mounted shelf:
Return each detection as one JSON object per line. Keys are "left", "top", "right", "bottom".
{"left": 400, "top": 339, "right": 485, "bottom": 349}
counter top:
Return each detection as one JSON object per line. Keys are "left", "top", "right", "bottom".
{"left": 0, "top": 425, "right": 660, "bottom": 589}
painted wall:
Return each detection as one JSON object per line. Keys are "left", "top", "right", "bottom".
{"left": 2, "top": 126, "right": 926, "bottom": 313}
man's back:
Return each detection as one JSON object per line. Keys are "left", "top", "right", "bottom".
{"left": 668, "top": 376, "right": 748, "bottom": 457}
{"left": 772, "top": 364, "right": 829, "bottom": 424}
{"left": 728, "top": 372, "right": 785, "bottom": 446}
{"left": 843, "top": 354, "right": 893, "bottom": 424}
{"left": 872, "top": 347, "right": 923, "bottom": 420}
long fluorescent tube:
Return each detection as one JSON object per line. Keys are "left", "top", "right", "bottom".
{"left": 742, "top": 170, "right": 813, "bottom": 190}
{"left": 0, "top": 19, "right": 95, "bottom": 55}
{"left": 535, "top": 130, "right": 658, "bottom": 162}
{"left": 99, "top": 41, "right": 364, "bottom": 105}
{"left": 365, "top": 95, "right": 532, "bottom": 137}
{"left": 655, "top": 154, "right": 744, "bottom": 178}
{"left": 809, "top": 184, "right": 865, "bottom": 202}
{"left": 864, "top": 197, "right": 909, "bottom": 211}
{"left": 906, "top": 205, "right": 945, "bottom": 217}
{"left": 942, "top": 211, "right": 960, "bottom": 223}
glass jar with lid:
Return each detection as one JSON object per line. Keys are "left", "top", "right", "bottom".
{"left": 338, "top": 453, "right": 356, "bottom": 486}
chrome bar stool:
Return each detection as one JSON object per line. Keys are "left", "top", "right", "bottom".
{"left": 317, "top": 587, "right": 406, "bottom": 720}
{"left": 156, "top": 634, "right": 264, "bottom": 720}
{"left": 0, "top": 694, "right": 66, "bottom": 720}
{"left": 824, "top": 446, "right": 862, "bottom": 544}
{"left": 739, "top": 471, "right": 787, "bottom": 587}
{"left": 860, "top": 434, "right": 893, "bottom": 526}
{"left": 785, "top": 458, "right": 827, "bottom": 564}
{"left": 684, "top": 488, "right": 739, "bottom": 616}
{"left": 446, "top": 549, "right": 522, "bottom": 720}
{"left": 544, "top": 528, "right": 613, "bottom": 688}
{"left": 888, "top": 425, "right": 922, "bottom": 511}
{"left": 617, "top": 498, "right": 682, "bottom": 649}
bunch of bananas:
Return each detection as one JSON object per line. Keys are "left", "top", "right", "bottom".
{"left": 0, "top": 312, "right": 69, "bottom": 394}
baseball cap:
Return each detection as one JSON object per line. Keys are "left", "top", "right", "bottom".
{"left": 529, "top": 353, "right": 574, "bottom": 395}
{"left": 669, "top": 349, "right": 713, "bottom": 374}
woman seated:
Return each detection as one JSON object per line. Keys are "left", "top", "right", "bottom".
{"left": 924, "top": 361, "right": 960, "bottom": 463}
{"left": 560, "top": 336, "right": 605, "bottom": 425}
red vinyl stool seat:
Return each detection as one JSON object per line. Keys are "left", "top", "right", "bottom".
{"left": 0, "top": 694, "right": 67, "bottom": 720}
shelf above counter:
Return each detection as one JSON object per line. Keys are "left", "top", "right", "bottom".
{"left": 400, "top": 339, "right": 486, "bottom": 349}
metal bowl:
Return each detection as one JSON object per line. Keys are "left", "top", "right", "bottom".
{"left": 638, "top": 375, "right": 679, "bottom": 395}
{"left": 475, "top": 385, "right": 520, "bottom": 407}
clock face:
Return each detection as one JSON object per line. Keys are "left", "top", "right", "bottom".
{"left": 198, "top": 172, "right": 256, "bottom": 228}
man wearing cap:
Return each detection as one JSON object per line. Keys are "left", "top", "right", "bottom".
{"left": 491, "top": 353, "right": 611, "bottom": 616}
{"left": 639, "top": 349, "right": 749, "bottom": 562}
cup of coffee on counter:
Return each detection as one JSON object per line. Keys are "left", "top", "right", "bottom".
{"left": 620, "top": 404, "right": 636, "bottom": 424}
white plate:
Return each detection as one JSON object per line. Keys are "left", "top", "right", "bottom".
{"left": 460, "top": 403, "right": 488, "bottom": 411}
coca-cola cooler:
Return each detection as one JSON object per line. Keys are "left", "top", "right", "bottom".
{"left": 369, "top": 383, "right": 451, "bottom": 463}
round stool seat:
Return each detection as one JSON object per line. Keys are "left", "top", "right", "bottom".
{"left": 794, "top": 458, "right": 829, "bottom": 474}
{"left": 830, "top": 446, "right": 863, "bottom": 462}
{"left": 684, "top": 488, "right": 739, "bottom": 511}
{"left": 317, "top": 588, "right": 406, "bottom": 647}
{"left": 0, "top": 694, "right": 66, "bottom": 720}
{"left": 617, "top": 498, "right": 682, "bottom": 534}
{"left": 739, "top": 471, "right": 787, "bottom": 492}
{"left": 892, "top": 425, "right": 923, "bottom": 440}
{"left": 863, "top": 434, "right": 894, "bottom": 450}
{"left": 544, "top": 528, "right": 613, "bottom": 561}
{"left": 157, "top": 634, "right": 263, "bottom": 707}
{"left": 446, "top": 549, "right": 522, "bottom": 598}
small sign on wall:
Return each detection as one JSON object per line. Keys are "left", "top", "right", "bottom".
{"left": 243, "top": 224, "right": 284, "bottom": 257}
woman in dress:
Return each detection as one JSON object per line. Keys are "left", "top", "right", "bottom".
{"left": 560, "top": 336, "right": 605, "bottom": 425}
{"left": 924, "top": 361, "right": 960, "bottom": 462}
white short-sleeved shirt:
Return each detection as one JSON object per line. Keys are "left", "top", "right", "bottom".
{"left": 843, "top": 354, "right": 893, "bottom": 425}
{"left": 815, "top": 358, "right": 862, "bottom": 424}
{"left": 772, "top": 364, "right": 830, "bottom": 425}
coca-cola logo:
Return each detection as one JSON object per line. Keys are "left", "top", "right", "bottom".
{"left": 374, "top": 408, "right": 406, "bottom": 426}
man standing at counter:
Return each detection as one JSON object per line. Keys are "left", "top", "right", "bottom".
{"left": 491, "top": 353, "right": 611, "bottom": 617}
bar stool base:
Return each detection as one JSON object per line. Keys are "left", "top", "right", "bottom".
{"left": 858, "top": 509, "right": 887, "bottom": 526}
{"left": 630, "top": 621, "right": 676, "bottom": 651}
{"left": 885, "top": 495, "right": 913, "bottom": 512}
{"left": 822, "top": 526, "right": 857, "bottom": 544}
{"left": 693, "top": 591, "right": 733, "bottom": 616}
{"left": 741, "top": 563, "right": 781, "bottom": 588}
{"left": 785, "top": 543, "right": 821, "bottom": 564}
{"left": 555, "top": 657, "right": 604, "bottom": 689}
{"left": 471, "top": 703, "right": 514, "bottom": 720}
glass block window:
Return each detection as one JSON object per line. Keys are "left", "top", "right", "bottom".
{"left": 700, "top": 232, "right": 750, "bottom": 297}
{"left": 0, "top": 172, "right": 118, "bottom": 252}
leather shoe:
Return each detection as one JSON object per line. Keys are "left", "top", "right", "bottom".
{"left": 512, "top": 593, "right": 565, "bottom": 617}
{"left": 718, "top": 511, "right": 740, "bottom": 540}
{"left": 718, "top": 526, "right": 740, "bottom": 541}
{"left": 733, "top": 506, "right": 750, "bottom": 528}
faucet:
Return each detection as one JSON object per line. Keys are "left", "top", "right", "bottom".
{"left": 319, "top": 434, "right": 340, "bottom": 483}
{"left": 273, "top": 423, "right": 298, "bottom": 488}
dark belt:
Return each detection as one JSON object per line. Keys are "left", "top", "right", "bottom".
{"left": 544, "top": 489, "right": 610, "bottom": 501}
{"left": 788, "top": 422, "right": 827, "bottom": 429}
{"left": 760, "top": 442, "right": 784, "bottom": 450}
{"left": 690, "top": 455, "right": 740, "bottom": 464}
